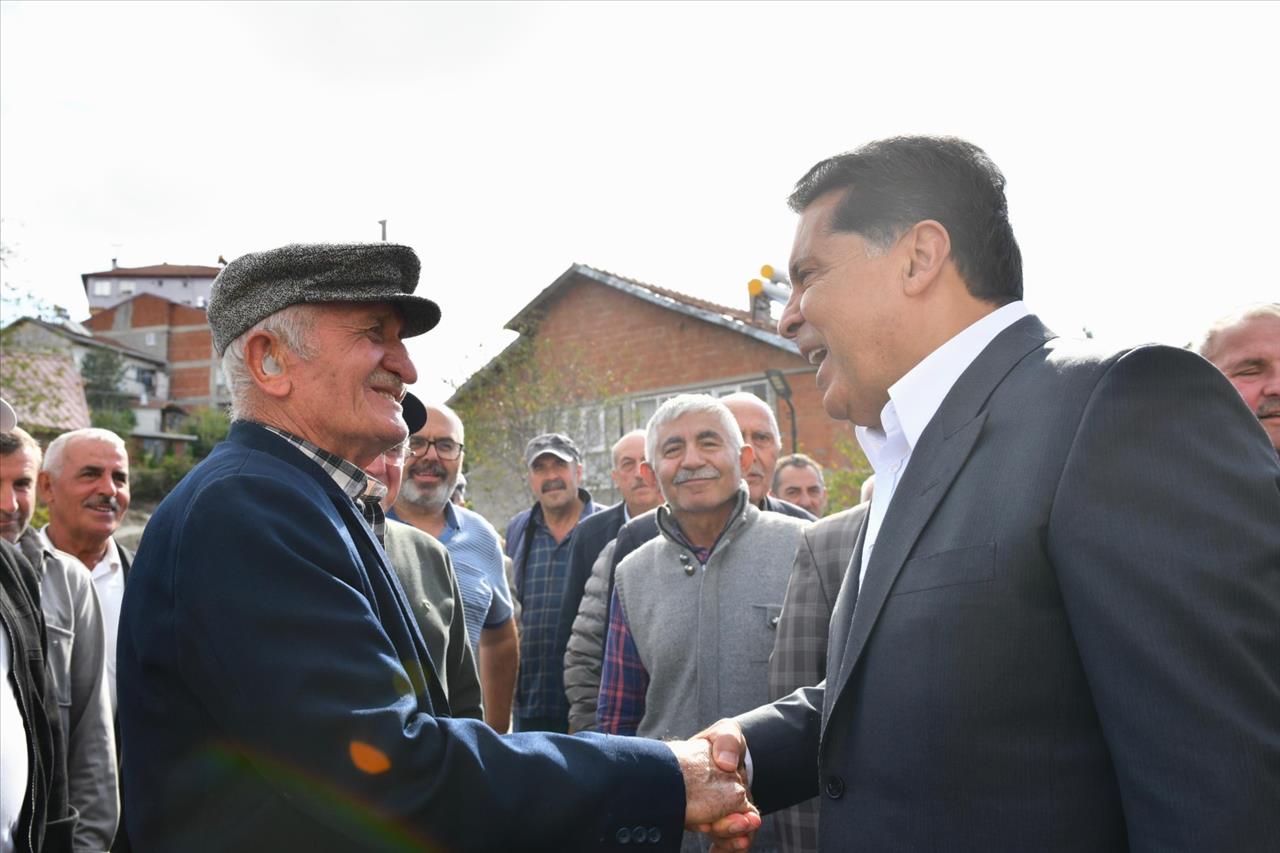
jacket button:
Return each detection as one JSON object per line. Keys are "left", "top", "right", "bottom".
{"left": 633, "top": 826, "right": 647, "bottom": 843}
{"left": 616, "top": 827, "right": 631, "bottom": 844}
{"left": 684, "top": 564, "right": 695, "bottom": 576}
{"left": 647, "top": 827, "right": 662, "bottom": 843}
{"left": 769, "top": 615, "right": 780, "bottom": 628}
{"left": 824, "top": 775, "right": 845, "bottom": 799}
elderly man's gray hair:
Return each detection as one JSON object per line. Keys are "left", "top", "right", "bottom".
{"left": 644, "top": 394, "right": 744, "bottom": 466}
{"left": 42, "top": 428, "right": 128, "bottom": 478}
{"left": 220, "top": 304, "right": 320, "bottom": 422}
{"left": 1196, "top": 303, "right": 1280, "bottom": 363}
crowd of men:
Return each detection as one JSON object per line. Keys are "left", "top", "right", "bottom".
{"left": 2, "top": 135, "right": 1278, "bottom": 853}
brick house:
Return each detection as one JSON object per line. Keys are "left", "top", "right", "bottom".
{"left": 450, "top": 263, "right": 850, "bottom": 525}
{"left": 83, "top": 293, "right": 227, "bottom": 408}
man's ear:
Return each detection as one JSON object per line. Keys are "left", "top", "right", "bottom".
{"left": 243, "top": 332, "right": 292, "bottom": 399}
{"left": 738, "top": 444, "right": 755, "bottom": 477}
{"left": 37, "top": 470, "right": 53, "bottom": 506}
{"left": 901, "top": 219, "right": 951, "bottom": 297}
{"left": 639, "top": 460, "right": 659, "bottom": 489}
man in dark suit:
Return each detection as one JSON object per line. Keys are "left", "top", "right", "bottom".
{"left": 767, "top": 502, "right": 866, "bottom": 853}
{"left": 699, "top": 137, "right": 1280, "bottom": 852}
{"left": 117, "top": 243, "right": 757, "bottom": 852}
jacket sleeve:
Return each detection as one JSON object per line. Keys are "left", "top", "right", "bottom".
{"left": 60, "top": 557, "right": 119, "bottom": 852}
{"left": 1047, "top": 345, "right": 1280, "bottom": 849}
{"left": 169, "top": 475, "right": 686, "bottom": 851}
{"left": 564, "top": 539, "right": 615, "bottom": 731}
{"left": 768, "top": 533, "right": 826, "bottom": 701}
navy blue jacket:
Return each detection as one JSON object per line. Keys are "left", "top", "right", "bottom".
{"left": 118, "top": 423, "right": 683, "bottom": 852}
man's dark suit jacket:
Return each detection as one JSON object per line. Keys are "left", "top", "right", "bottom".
{"left": 738, "top": 316, "right": 1280, "bottom": 851}
{"left": 554, "top": 501, "right": 627, "bottom": 699}
{"left": 118, "top": 422, "right": 684, "bottom": 852}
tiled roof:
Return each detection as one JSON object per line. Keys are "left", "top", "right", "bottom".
{"left": 82, "top": 263, "right": 222, "bottom": 281}
{"left": 0, "top": 350, "right": 91, "bottom": 434}
{"left": 506, "top": 263, "right": 795, "bottom": 353}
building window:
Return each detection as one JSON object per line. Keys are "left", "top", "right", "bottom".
{"left": 136, "top": 368, "right": 157, "bottom": 394}
{"left": 120, "top": 281, "right": 136, "bottom": 295}
{"left": 93, "top": 280, "right": 112, "bottom": 296}
{"left": 145, "top": 332, "right": 156, "bottom": 346}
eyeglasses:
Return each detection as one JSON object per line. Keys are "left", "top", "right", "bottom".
{"left": 407, "top": 436, "right": 464, "bottom": 461}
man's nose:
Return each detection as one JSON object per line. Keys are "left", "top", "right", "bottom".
{"left": 777, "top": 286, "right": 804, "bottom": 339}
{"left": 384, "top": 339, "right": 418, "bottom": 386}
{"left": 0, "top": 484, "right": 15, "bottom": 513}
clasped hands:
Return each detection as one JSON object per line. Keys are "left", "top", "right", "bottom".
{"left": 671, "top": 718, "right": 757, "bottom": 852}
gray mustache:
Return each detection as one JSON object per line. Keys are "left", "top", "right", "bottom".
{"left": 541, "top": 479, "right": 567, "bottom": 493}
{"left": 1257, "top": 396, "right": 1280, "bottom": 418}
{"left": 673, "top": 466, "right": 720, "bottom": 484}
{"left": 83, "top": 497, "right": 121, "bottom": 513}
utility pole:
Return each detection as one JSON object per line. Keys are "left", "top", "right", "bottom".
{"left": 378, "top": 220, "right": 387, "bottom": 241}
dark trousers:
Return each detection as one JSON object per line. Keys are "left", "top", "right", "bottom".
{"left": 514, "top": 715, "right": 568, "bottom": 734}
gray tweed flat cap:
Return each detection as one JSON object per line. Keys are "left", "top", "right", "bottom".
{"left": 208, "top": 243, "right": 441, "bottom": 354}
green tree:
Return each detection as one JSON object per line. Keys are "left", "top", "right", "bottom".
{"left": 822, "top": 429, "right": 874, "bottom": 513}
{"left": 90, "top": 406, "right": 136, "bottom": 436}
{"left": 450, "top": 332, "right": 626, "bottom": 508}
{"left": 80, "top": 348, "right": 131, "bottom": 413}
{"left": 187, "top": 406, "right": 231, "bottom": 459}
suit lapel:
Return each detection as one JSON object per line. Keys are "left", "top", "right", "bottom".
{"left": 823, "top": 514, "right": 867, "bottom": 727}
{"left": 823, "top": 315, "right": 1057, "bottom": 728}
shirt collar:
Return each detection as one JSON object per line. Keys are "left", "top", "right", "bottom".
{"left": 442, "top": 501, "right": 462, "bottom": 532}
{"left": 263, "top": 424, "right": 369, "bottom": 503}
{"left": 35, "top": 524, "right": 121, "bottom": 572}
{"left": 858, "top": 301, "right": 1029, "bottom": 458}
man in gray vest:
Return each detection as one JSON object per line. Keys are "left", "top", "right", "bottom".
{"left": 598, "top": 394, "right": 805, "bottom": 852}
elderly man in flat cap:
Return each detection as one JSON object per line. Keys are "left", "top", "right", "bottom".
{"left": 116, "top": 244, "right": 760, "bottom": 852}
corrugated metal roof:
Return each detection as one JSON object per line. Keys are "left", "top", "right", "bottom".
{"left": 0, "top": 350, "right": 91, "bottom": 433}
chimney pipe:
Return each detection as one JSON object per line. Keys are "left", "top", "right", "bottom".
{"left": 111, "top": 258, "right": 118, "bottom": 269}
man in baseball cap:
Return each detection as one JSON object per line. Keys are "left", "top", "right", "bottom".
{"left": 116, "top": 245, "right": 758, "bottom": 850}
{"left": 503, "top": 431, "right": 603, "bottom": 733}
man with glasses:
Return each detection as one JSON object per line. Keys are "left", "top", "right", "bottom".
{"left": 363, "top": 393, "right": 482, "bottom": 722}
{"left": 392, "top": 403, "right": 517, "bottom": 732}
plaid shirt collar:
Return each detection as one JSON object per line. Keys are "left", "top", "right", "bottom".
{"left": 262, "top": 425, "right": 387, "bottom": 541}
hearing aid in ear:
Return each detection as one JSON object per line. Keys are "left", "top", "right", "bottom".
{"left": 262, "top": 355, "right": 282, "bottom": 375}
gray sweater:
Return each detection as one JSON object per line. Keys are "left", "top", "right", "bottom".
{"left": 612, "top": 492, "right": 804, "bottom": 851}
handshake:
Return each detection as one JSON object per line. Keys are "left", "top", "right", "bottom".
{"left": 671, "top": 719, "right": 758, "bottom": 852}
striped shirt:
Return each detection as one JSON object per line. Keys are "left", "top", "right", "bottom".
{"left": 262, "top": 426, "right": 385, "bottom": 540}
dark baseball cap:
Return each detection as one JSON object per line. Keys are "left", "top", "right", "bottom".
{"left": 524, "top": 433, "right": 581, "bottom": 467}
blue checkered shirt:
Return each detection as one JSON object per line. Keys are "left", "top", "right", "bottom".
{"left": 516, "top": 514, "right": 581, "bottom": 719}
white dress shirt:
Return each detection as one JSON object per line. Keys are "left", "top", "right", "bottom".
{"left": 856, "top": 301, "right": 1030, "bottom": 589}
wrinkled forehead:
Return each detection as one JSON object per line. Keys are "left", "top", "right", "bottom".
{"left": 660, "top": 412, "right": 732, "bottom": 445}
{"left": 64, "top": 437, "right": 129, "bottom": 471}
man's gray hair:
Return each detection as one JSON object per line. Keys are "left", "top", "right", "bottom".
{"left": 771, "top": 452, "right": 825, "bottom": 492}
{"left": 1196, "top": 303, "right": 1280, "bottom": 363}
{"left": 645, "top": 394, "right": 743, "bottom": 465}
{"left": 720, "top": 391, "right": 782, "bottom": 450}
{"left": 220, "top": 304, "right": 320, "bottom": 422}
{"left": 41, "top": 428, "right": 128, "bottom": 478}
{"left": 610, "top": 429, "right": 647, "bottom": 468}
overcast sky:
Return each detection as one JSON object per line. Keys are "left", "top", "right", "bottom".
{"left": 2, "top": 1, "right": 1276, "bottom": 402}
